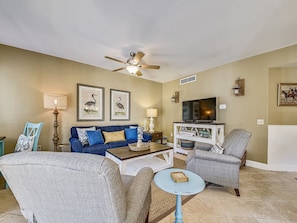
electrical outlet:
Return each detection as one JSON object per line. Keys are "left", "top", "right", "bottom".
{"left": 257, "top": 119, "right": 264, "bottom": 125}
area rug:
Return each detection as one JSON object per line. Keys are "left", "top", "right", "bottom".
{"left": 149, "top": 157, "right": 194, "bottom": 223}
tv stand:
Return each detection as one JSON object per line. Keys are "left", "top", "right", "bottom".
{"left": 173, "top": 122, "right": 225, "bottom": 155}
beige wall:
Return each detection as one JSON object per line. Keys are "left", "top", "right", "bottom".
{"left": 0, "top": 44, "right": 162, "bottom": 153}
{"left": 162, "top": 45, "right": 297, "bottom": 164}
{"left": 1, "top": 44, "right": 297, "bottom": 164}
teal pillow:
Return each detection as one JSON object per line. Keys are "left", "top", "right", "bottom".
{"left": 86, "top": 130, "right": 104, "bottom": 145}
{"left": 125, "top": 128, "right": 137, "bottom": 140}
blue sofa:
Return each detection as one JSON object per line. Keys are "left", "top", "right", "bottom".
{"left": 69, "top": 124, "right": 152, "bottom": 156}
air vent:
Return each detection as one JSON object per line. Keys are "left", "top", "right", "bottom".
{"left": 180, "top": 75, "right": 197, "bottom": 85}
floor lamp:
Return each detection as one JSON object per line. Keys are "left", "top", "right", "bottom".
{"left": 146, "top": 108, "right": 157, "bottom": 133}
{"left": 43, "top": 93, "right": 67, "bottom": 152}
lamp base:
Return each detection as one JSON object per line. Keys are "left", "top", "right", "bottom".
{"left": 149, "top": 117, "right": 154, "bottom": 133}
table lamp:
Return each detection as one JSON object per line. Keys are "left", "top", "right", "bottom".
{"left": 146, "top": 108, "right": 157, "bottom": 133}
{"left": 43, "top": 93, "right": 67, "bottom": 152}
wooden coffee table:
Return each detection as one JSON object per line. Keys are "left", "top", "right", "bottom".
{"left": 106, "top": 142, "right": 173, "bottom": 176}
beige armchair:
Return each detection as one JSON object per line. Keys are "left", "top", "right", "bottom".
{"left": 186, "top": 129, "right": 251, "bottom": 196}
{"left": 0, "top": 152, "right": 153, "bottom": 223}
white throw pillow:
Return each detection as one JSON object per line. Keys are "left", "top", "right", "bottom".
{"left": 210, "top": 143, "right": 224, "bottom": 154}
{"left": 76, "top": 127, "right": 95, "bottom": 146}
{"left": 14, "top": 134, "right": 34, "bottom": 152}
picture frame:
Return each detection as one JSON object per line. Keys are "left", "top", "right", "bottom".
{"left": 110, "top": 89, "right": 130, "bottom": 120}
{"left": 277, "top": 83, "right": 297, "bottom": 106}
{"left": 77, "top": 84, "right": 104, "bottom": 121}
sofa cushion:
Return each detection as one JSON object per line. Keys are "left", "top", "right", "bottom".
{"left": 125, "top": 128, "right": 137, "bottom": 141}
{"left": 77, "top": 127, "right": 96, "bottom": 146}
{"left": 103, "top": 130, "right": 125, "bottom": 143}
{"left": 83, "top": 143, "right": 110, "bottom": 156}
{"left": 108, "top": 140, "right": 129, "bottom": 148}
{"left": 86, "top": 129, "right": 104, "bottom": 145}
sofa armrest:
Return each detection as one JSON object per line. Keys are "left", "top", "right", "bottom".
{"left": 124, "top": 167, "right": 154, "bottom": 223}
{"left": 194, "top": 149, "right": 241, "bottom": 165}
{"left": 142, "top": 132, "right": 152, "bottom": 142}
{"left": 69, "top": 138, "right": 83, "bottom": 153}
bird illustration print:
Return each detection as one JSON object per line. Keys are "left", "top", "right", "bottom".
{"left": 116, "top": 97, "right": 125, "bottom": 110}
{"left": 84, "top": 94, "right": 97, "bottom": 113}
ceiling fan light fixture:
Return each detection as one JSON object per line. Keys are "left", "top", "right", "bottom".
{"left": 126, "top": 65, "right": 139, "bottom": 74}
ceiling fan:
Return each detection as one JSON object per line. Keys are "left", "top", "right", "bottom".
{"left": 104, "top": 51, "right": 160, "bottom": 76}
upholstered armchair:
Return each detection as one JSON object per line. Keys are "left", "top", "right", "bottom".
{"left": 0, "top": 152, "right": 154, "bottom": 223}
{"left": 186, "top": 129, "right": 252, "bottom": 196}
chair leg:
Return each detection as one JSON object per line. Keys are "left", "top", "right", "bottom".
{"left": 234, "top": 188, "right": 240, "bottom": 196}
{"left": 145, "top": 212, "right": 149, "bottom": 223}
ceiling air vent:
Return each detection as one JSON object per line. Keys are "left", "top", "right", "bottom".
{"left": 180, "top": 75, "right": 197, "bottom": 85}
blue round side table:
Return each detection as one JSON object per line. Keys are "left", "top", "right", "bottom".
{"left": 154, "top": 168, "right": 205, "bottom": 223}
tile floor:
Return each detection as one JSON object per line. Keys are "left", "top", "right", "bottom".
{"left": 1, "top": 154, "right": 297, "bottom": 223}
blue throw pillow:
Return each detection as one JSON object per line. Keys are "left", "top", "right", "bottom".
{"left": 125, "top": 128, "right": 137, "bottom": 141}
{"left": 86, "top": 130, "right": 104, "bottom": 145}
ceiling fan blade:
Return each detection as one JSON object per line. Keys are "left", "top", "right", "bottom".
{"left": 104, "top": 56, "right": 126, "bottom": 64}
{"left": 141, "top": 64, "right": 160, "bottom": 69}
{"left": 136, "top": 70, "right": 143, "bottom": 76}
{"left": 133, "top": 51, "right": 145, "bottom": 63}
{"left": 112, "top": 67, "right": 126, "bottom": 72}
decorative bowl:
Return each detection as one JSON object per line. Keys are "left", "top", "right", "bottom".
{"left": 128, "top": 142, "right": 150, "bottom": 151}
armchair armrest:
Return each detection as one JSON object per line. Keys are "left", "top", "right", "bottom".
{"left": 194, "top": 149, "right": 241, "bottom": 165}
{"left": 69, "top": 138, "right": 83, "bottom": 153}
{"left": 125, "top": 167, "right": 154, "bottom": 223}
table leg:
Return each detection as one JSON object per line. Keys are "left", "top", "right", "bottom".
{"left": 174, "top": 194, "right": 183, "bottom": 223}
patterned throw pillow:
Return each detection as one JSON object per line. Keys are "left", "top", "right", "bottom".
{"left": 210, "top": 143, "right": 224, "bottom": 154}
{"left": 14, "top": 134, "right": 34, "bottom": 152}
{"left": 76, "top": 127, "right": 96, "bottom": 146}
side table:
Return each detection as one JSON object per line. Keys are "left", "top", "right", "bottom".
{"left": 145, "top": 131, "right": 163, "bottom": 144}
{"left": 57, "top": 143, "right": 70, "bottom": 152}
{"left": 154, "top": 168, "right": 205, "bottom": 223}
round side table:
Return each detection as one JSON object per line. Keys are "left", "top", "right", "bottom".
{"left": 154, "top": 168, "right": 205, "bottom": 223}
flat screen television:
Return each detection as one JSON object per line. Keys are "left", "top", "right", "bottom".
{"left": 182, "top": 97, "right": 217, "bottom": 122}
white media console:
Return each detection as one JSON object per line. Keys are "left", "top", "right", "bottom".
{"left": 173, "top": 122, "right": 225, "bottom": 154}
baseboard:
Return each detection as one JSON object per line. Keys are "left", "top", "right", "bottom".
{"left": 246, "top": 160, "right": 297, "bottom": 172}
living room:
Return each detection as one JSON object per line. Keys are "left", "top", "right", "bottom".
{"left": 1, "top": 43, "right": 297, "bottom": 170}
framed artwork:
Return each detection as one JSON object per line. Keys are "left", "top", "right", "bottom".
{"left": 278, "top": 83, "right": 297, "bottom": 106}
{"left": 77, "top": 84, "right": 104, "bottom": 121}
{"left": 110, "top": 89, "right": 130, "bottom": 120}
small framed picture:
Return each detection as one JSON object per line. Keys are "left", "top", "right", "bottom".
{"left": 110, "top": 89, "right": 130, "bottom": 120}
{"left": 278, "top": 83, "right": 297, "bottom": 106}
{"left": 77, "top": 84, "right": 104, "bottom": 121}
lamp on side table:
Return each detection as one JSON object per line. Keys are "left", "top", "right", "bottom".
{"left": 146, "top": 108, "right": 157, "bottom": 133}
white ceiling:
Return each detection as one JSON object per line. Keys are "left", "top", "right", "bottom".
{"left": 1, "top": 0, "right": 297, "bottom": 83}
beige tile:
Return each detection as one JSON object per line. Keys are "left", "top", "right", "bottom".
{"left": 227, "top": 216, "right": 258, "bottom": 223}
{"left": 0, "top": 189, "right": 21, "bottom": 215}
{"left": 0, "top": 213, "right": 26, "bottom": 223}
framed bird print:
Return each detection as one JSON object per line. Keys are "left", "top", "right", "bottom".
{"left": 110, "top": 89, "right": 130, "bottom": 121}
{"left": 77, "top": 84, "right": 104, "bottom": 121}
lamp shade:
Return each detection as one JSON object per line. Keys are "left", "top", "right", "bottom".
{"left": 146, "top": 108, "right": 157, "bottom": 118}
{"left": 43, "top": 93, "right": 67, "bottom": 109}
